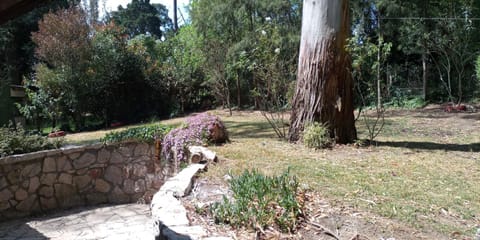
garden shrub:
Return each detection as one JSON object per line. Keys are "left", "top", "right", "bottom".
{"left": 384, "top": 94, "right": 425, "bottom": 109}
{"left": 303, "top": 122, "right": 331, "bottom": 149}
{"left": 210, "top": 169, "right": 305, "bottom": 233}
{"left": 103, "top": 124, "right": 172, "bottom": 144}
{"left": 162, "top": 113, "right": 228, "bottom": 163}
{"left": 0, "top": 124, "right": 63, "bottom": 157}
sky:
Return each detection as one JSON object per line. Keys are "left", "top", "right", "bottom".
{"left": 101, "top": 0, "right": 190, "bottom": 21}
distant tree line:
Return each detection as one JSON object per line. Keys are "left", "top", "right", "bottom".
{"left": 2, "top": 0, "right": 480, "bottom": 132}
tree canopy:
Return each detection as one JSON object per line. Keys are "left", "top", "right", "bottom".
{"left": 2, "top": 0, "right": 480, "bottom": 135}
{"left": 110, "top": 0, "right": 172, "bottom": 39}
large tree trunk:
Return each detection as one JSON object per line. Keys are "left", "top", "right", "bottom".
{"left": 288, "top": 0, "right": 357, "bottom": 144}
{"left": 422, "top": 52, "right": 427, "bottom": 100}
{"left": 173, "top": 0, "right": 178, "bottom": 31}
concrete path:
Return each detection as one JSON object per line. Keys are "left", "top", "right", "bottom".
{"left": 0, "top": 203, "right": 152, "bottom": 240}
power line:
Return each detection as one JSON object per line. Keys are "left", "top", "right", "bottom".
{"left": 379, "top": 17, "right": 480, "bottom": 21}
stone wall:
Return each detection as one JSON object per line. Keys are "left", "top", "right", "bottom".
{"left": 0, "top": 141, "right": 174, "bottom": 221}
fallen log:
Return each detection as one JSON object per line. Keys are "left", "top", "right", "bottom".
{"left": 187, "top": 146, "right": 217, "bottom": 164}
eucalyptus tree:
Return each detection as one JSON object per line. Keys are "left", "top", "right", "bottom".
{"left": 288, "top": 0, "right": 357, "bottom": 143}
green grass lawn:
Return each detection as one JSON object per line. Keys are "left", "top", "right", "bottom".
{"left": 66, "top": 108, "right": 480, "bottom": 238}
{"left": 205, "top": 108, "right": 479, "bottom": 238}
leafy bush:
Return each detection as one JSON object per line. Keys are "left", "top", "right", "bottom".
{"left": 385, "top": 92, "right": 425, "bottom": 109}
{"left": 0, "top": 124, "right": 63, "bottom": 157}
{"left": 103, "top": 124, "right": 172, "bottom": 144}
{"left": 162, "top": 113, "right": 227, "bottom": 163}
{"left": 303, "top": 122, "right": 331, "bottom": 149}
{"left": 211, "top": 169, "right": 304, "bottom": 233}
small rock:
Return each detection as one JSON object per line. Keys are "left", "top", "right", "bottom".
{"left": 135, "top": 179, "right": 146, "bottom": 193}
{"left": 0, "top": 177, "right": 7, "bottom": 190}
{"left": 56, "top": 156, "right": 72, "bottom": 171}
{"left": 123, "top": 179, "right": 135, "bottom": 194}
{"left": 134, "top": 143, "right": 149, "bottom": 156}
{"left": 40, "top": 197, "right": 57, "bottom": 210}
{"left": 7, "top": 169, "right": 21, "bottom": 185}
{"left": 98, "top": 148, "right": 111, "bottom": 163}
{"left": 28, "top": 177, "right": 40, "bottom": 193}
{"left": 111, "top": 151, "right": 123, "bottom": 164}
{"left": 86, "top": 193, "right": 107, "bottom": 205}
{"left": 108, "top": 187, "right": 130, "bottom": 204}
{"left": 0, "top": 201, "right": 10, "bottom": 211}
{"left": 15, "top": 189, "right": 28, "bottom": 201}
{"left": 73, "top": 153, "right": 96, "bottom": 169}
{"left": 40, "top": 173, "right": 57, "bottom": 186}
{"left": 20, "top": 163, "right": 41, "bottom": 178}
{"left": 105, "top": 165, "right": 123, "bottom": 185}
{"left": 58, "top": 173, "right": 73, "bottom": 185}
{"left": 21, "top": 180, "right": 29, "bottom": 189}
{"left": 223, "top": 174, "right": 232, "bottom": 181}
{"left": 39, "top": 186, "right": 54, "bottom": 197}
{"left": 73, "top": 175, "right": 92, "bottom": 190}
{"left": 133, "top": 164, "right": 148, "bottom": 177}
{"left": 16, "top": 195, "right": 37, "bottom": 212}
{"left": 43, "top": 157, "right": 56, "bottom": 173}
{"left": 95, "top": 179, "right": 111, "bottom": 193}
{"left": 0, "top": 188, "right": 13, "bottom": 202}
{"left": 118, "top": 145, "right": 133, "bottom": 157}
{"left": 68, "top": 152, "right": 81, "bottom": 160}
{"left": 55, "top": 184, "right": 83, "bottom": 208}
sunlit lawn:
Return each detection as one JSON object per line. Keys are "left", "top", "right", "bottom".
{"left": 66, "top": 108, "right": 480, "bottom": 237}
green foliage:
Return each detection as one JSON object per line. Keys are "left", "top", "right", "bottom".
{"left": 476, "top": 55, "right": 480, "bottom": 97}
{"left": 26, "top": 10, "right": 171, "bottom": 130}
{"left": 0, "top": 0, "right": 72, "bottom": 126}
{"left": 348, "top": 32, "right": 392, "bottom": 107}
{"left": 159, "top": 24, "right": 210, "bottom": 113}
{"left": 0, "top": 124, "right": 63, "bottom": 157}
{"left": 385, "top": 94, "right": 426, "bottom": 109}
{"left": 89, "top": 23, "right": 158, "bottom": 124}
{"left": 31, "top": 6, "right": 93, "bottom": 130}
{"left": 351, "top": 0, "right": 480, "bottom": 104}
{"left": 191, "top": 0, "right": 301, "bottom": 109}
{"left": 211, "top": 169, "right": 304, "bottom": 233}
{"left": 302, "top": 122, "right": 331, "bottom": 149}
{"left": 110, "top": 0, "right": 172, "bottom": 39}
{"left": 103, "top": 124, "right": 172, "bottom": 144}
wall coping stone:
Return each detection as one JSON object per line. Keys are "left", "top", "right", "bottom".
{"left": 152, "top": 161, "right": 233, "bottom": 240}
{"left": 0, "top": 142, "right": 137, "bottom": 165}
{"left": 0, "top": 150, "right": 48, "bottom": 165}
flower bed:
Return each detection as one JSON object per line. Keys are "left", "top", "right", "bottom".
{"left": 162, "top": 113, "right": 228, "bottom": 163}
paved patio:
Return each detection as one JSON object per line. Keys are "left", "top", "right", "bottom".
{"left": 0, "top": 203, "right": 152, "bottom": 240}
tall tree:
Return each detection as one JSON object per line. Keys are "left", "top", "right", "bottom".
{"left": 191, "top": 0, "right": 301, "bottom": 111}
{"left": 173, "top": 0, "right": 178, "bottom": 31}
{"left": 0, "top": 0, "right": 73, "bottom": 126}
{"left": 288, "top": 0, "right": 357, "bottom": 143}
{"left": 110, "top": 0, "right": 172, "bottom": 39}
{"left": 32, "top": 6, "right": 92, "bottom": 128}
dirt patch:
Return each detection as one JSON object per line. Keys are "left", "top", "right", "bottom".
{"left": 182, "top": 177, "right": 447, "bottom": 240}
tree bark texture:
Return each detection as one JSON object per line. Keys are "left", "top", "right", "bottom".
{"left": 173, "top": 0, "right": 178, "bottom": 31}
{"left": 288, "top": 0, "right": 357, "bottom": 144}
{"left": 422, "top": 52, "right": 427, "bottom": 100}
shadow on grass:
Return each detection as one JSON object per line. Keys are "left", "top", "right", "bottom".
{"left": 376, "top": 141, "right": 480, "bottom": 152}
{"left": 224, "top": 120, "right": 278, "bottom": 139}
